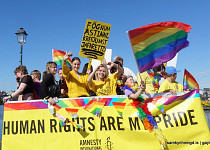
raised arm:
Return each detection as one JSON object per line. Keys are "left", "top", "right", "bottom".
{"left": 62, "top": 51, "right": 72, "bottom": 77}
{"left": 107, "top": 62, "right": 124, "bottom": 78}
{"left": 87, "top": 65, "right": 99, "bottom": 86}
{"left": 129, "top": 84, "right": 146, "bottom": 99}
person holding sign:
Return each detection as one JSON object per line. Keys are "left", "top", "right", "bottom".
{"left": 62, "top": 51, "right": 89, "bottom": 98}
{"left": 87, "top": 62, "right": 123, "bottom": 96}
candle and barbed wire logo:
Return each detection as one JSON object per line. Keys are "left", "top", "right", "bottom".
{"left": 105, "top": 136, "right": 113, "bottom": 150}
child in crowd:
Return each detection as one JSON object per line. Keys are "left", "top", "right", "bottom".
{"left": 30, "top": 70, "right": 42, "bottom": 99}
{"left": 122, "top": 76, "right": 145, "bottom": 101}
{"left": 58, "top": 68, "right": 68, "bottom": 98}
{"left": 62, "top": 51, "right": 89, "bottom": 98}
{"left": 87, "top": 62, "right": 123, "bottom": 96}
{"left": 41, "top": 62, "right": 58, "bottom": 104}
{"left": 158, "top": 66, "right": 183, "bottom": 94}
{"left": 3, "top": 65, "right": 34, "bottom": 102}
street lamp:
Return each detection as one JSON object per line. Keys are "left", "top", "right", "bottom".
{"left": 15, "top": 28, "right": 28, "bottom": 65}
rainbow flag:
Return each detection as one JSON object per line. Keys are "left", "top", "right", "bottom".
{"left": 52, "top": 49, "right": 72, "bottom": 70}
{"left": 84, "top": 99, "right": 106, "bottom": 117}
{"left": 59, "top": 120, "right": 66, "bottom": 126}
{"left": 69, "top": 98, "right": 90, "bottom": 108}
{"left": 69, "top": 120, "right": 84, "bottom": 129}
{"left": 65, "top": 108, "right": 79, "bottom": 118}
{"left": 157, "top": 104, "right": 165, "bottom": 114}
{"left": 127, "top": 21, "right": 191, "bottom": 73}
{"left": 148, "top": 89, "right": 200, "bottom": 116}
{"left": 112, "top": 102, "right": 126, "bottom": 117}
{"left": 60, "top": 119, "right": 84, "bottom": 129}
{"left": 183, "top": 69, "right": 199, "bottom": 90}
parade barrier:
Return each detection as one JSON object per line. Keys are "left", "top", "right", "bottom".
{"left": 2, "top": 89, "right": 210, "bottom": 150}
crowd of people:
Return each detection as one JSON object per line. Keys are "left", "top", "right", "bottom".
{"left": 3, "top": 51, "right": 184, "bottom": 104}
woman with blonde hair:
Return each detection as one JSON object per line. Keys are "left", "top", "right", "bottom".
{"left": 41, "top": 61, "right": 58, "bottom": 104}
{"left": 87, "top": 62, "right": 123, "bottom": 96}
{"left": 95, "top": 64, "right": 109, "bottom": 81}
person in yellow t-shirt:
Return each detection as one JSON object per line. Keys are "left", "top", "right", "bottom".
{"left": 158, "top": 66, "right": 183, "bottom": 94}
{"left": 87, "top": 62, "right": 123, "bottom": 96}
{"left": 137, "top": 71, "right": 155, "bottom": 93}
{"left": 62, "top": 51, "right": 89, "bottom": 98}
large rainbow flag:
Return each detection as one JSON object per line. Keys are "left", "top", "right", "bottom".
{"left": 52, "top": 49, "right": 72, "bottom": 70}
{"left": 127, "top": 21, "right": 191, "bottom": 73}
{"left": 183, "top": 69, "right": 199, "bottom": 90}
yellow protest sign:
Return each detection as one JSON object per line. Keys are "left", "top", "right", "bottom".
{"left": 2, "top": 90, "right": 210, "bottom": 150}
{"left": 79, "top": 19, "right": 111, "bottom": 60}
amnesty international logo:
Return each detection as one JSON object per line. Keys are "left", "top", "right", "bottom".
{"left": 105, "top": 136, "right": 113, "bottom": 150}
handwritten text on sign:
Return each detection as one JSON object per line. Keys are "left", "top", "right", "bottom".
{"left": 79, "top": 19, "right": 111, "bottom": 60}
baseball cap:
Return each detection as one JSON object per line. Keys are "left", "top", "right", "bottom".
{"left": 165, "top": 66, "right": 180, "bottom": 75}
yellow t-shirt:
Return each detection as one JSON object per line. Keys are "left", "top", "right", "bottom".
{"left": 158, "top": 79, "right": 183, "bottom": 93}
{"left": 91, "top": 73, "right": 118, "bottom": 96}
{"left": 62, "top": 63, "right": 89, "bottom": 98}
{"left": 137, "top": 72, "right": 155, "bottom": 93}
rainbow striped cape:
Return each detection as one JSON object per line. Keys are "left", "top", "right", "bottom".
{"left": 183, "top": 69, "right": 199, "bottom": 90}
{"left": 127, "top": 21, "right": 191, "bottom": 73}
{"left": 52, "top": 49, "right": 72, "bottom": 70}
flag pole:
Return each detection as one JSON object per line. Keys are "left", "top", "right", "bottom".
{"left": 85, "top": 59, "right": 92, "bottom": 81}
{"left": 52, "top": 49, "right": 54, "bottom": 62}
{"left": 87, "top": 59, "right": 92, "bottom": 71}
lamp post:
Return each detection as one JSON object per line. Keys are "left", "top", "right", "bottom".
{"left": 15, "top": 28, "right": 28, "bottom": 65}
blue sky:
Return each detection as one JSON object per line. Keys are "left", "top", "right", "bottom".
{"left": 1, "top": 0, "right": 210, "bottom": 91}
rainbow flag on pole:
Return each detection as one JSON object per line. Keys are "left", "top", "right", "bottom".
{"left": 127, "top": 21, "right": 191, "bottom": 73}
{"left": 183, "top": 69, "right": 199, "bottom": 90}
{"left": 52, "top": 49, "right": 72, "bottom": 70}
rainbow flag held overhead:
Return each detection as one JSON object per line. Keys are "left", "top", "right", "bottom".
{"left": 127, "top": 21, "right": 191, "bottom": 73}
{"left": 183, "top": 69, "right": 199, "bottom": 90}
{"left": 112, "top": 102, "right": 126, "bottom": 117}
{"left": 52, "top": 49, "right": 72, "bottom": 70}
